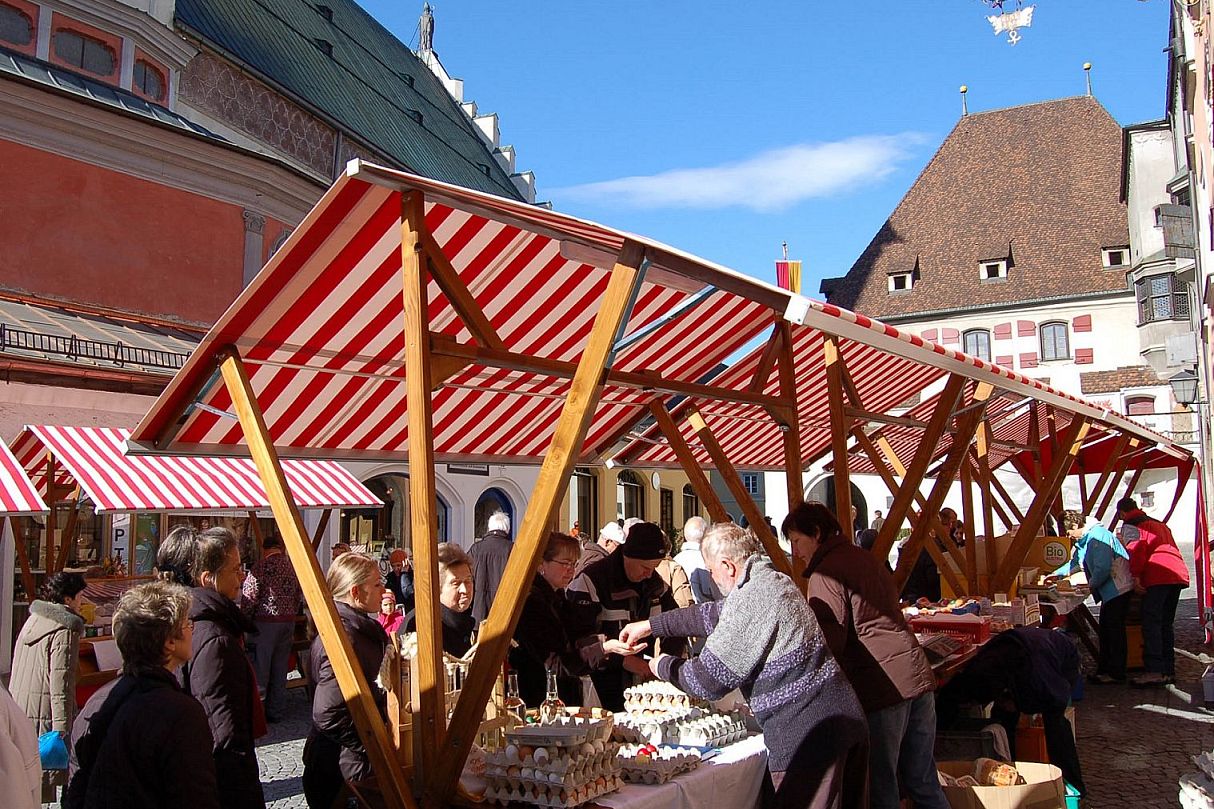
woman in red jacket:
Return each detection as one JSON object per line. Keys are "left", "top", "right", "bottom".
{"left": 1117, "top": 497, "right": 1190, "bottom": 686}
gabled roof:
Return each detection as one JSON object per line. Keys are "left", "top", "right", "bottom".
{"left": 174, "top": 0, "right": 526, "bottom": 201}
{"left": 821, "top": 97, "right": 1130, "bottom": 319}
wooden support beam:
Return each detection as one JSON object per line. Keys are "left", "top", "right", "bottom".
{"left": 1028, "top": 402, "right": 1044, "bottom": 484}
{"left": 1085, "top": 434, "right": 1133, "bottom": 514}
{"left": 55, "top": 486, "right": 81, "bottom": 573}
{"left": 992, "top": 417, "right": 1091, "bottom": 593}
{"left": 748, "top": 327, "right": 784, "bottom": 394}
{"left": 434, "top": 242, "right": 647, "bottom": 801}
{"left": 8, "top": 516, "right": 35, "bottom": 603}
{"left": 975, "top": 423, "right": 999, "bottom": 593}
{"left": 247, "top": 511, "right": 264, "bottom": 556}
{"left": 420, "top": 232, "right": 506, "bottom": 352}
{"left": 1108, "top": 465, "right": 1147, "bottom": 533}
{"left": 401, "top": 190, "right": 447, "bottom": 797}
{"left": 648, "top": 402, "right": 728, "bottom": 523}
{"left": 219, "top": 351, "right": 413, "bottom": 809}
{"left": 892, "top": 384, "right": 992, "bottom": 594}
{"left": 985, "top": 469, "right": 1025, "bottom": 524}
{"left": 776, "top": 322, "right": 804, "bottom": 510}
{"left": 687, "top": 410, "right": 791, "bottom": 576}
{"left": 960, "top": 453, "right": 979, "bottom": 591}
{"left": 311, "top": 509, "right": 333, "bottom": 553}
{"left": 842, "top": 407, "right": 1036, "bottom": 453}
{"left": 1095, "top": 452, "right": 1138, "bottom": 522}
{"left": 871, "top": 374, "right": 967, "bottom": 561}
{"left": 824, "top": 335, "right": 852, "bottom": 531}
{"left": 1077, "top": 465, "right": 1089, "bottom": 513}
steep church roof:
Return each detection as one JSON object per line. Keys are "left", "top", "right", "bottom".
{"left": 820, "top": 96, "right": 1129, "bottom": 319}
{"left": 175, "top": 0, "right": 527, "bottom": 200}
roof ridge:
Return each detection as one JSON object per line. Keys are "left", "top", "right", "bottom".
{"left": 960, "top": 94, "right": 1102, "bottom": 119}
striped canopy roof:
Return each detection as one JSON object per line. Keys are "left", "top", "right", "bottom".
{"left": 129, "top": 162, "right": 1191, "bottom": 474}
{"left": 10, "top": 426, "right": 381, "bottom": 513}
{"left": 0, "top": 439, "right": 48, "bottom": 515}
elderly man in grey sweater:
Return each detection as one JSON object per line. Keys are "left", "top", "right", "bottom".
{"left": 620, "top": 524, "right": 868, "bottom": 809}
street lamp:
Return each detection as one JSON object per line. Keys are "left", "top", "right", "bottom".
{"left": 1169, "top": 368, "right": 1202, "bottom": 407}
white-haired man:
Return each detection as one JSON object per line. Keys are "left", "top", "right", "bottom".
{"left": 620, "top": 523, "right": 868, "bottom": 808}
{"left": 470, "top": 511, "right": 512, "bottom": 623}
{"left": 576, "top": 521, "right": 624, "bottom": 574}
{"left": 674, "top": 516, "right": 719, "bottom": 603}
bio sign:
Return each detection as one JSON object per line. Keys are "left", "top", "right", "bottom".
{"left": 1042, "top": 540, "right": 1069, "bottom": 567}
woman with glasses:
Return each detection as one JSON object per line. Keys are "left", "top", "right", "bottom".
{"left": 510, "top": 532, "right": 612, "bottom": 708}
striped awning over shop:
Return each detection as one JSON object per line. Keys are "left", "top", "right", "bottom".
{"left": 0, "top": 439, "right": 48, "bottom": 515}
{"left": 9, "top": 425, "right": 382, "bottom": 513}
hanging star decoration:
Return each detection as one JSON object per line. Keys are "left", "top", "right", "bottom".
{"left": 984, "top": 0, "right": 1035, "bottom": 46}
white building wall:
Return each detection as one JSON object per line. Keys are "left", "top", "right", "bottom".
{"left": 1127, "top": 127, "right": 1178, "bottom": 266}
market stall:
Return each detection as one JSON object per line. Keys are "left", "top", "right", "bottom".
{"left": 123, "top": 161, "right": 1200, "bottom": 809}
{"left": 0, "top": 437, "right": 48, "bottom": 674}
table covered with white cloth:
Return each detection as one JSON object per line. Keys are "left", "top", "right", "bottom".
{"left": 592, "top": 735, "right": 768, "bottom": 809}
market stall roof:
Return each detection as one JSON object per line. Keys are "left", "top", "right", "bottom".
{"left": 0, "top": 438, "right": 48, "bottom": 515}
{"left": 9, "top": 425, "right": 381, "bottom": 513}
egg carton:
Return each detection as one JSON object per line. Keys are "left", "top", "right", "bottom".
{"left": 617, "top": 744, "right": 700, "bottom": 785}
{"left": 487, "top": 740, "right": 620, "bottom": 772}
{"left": 485, "top": 753, "right": 621, "bottom": 787}
{"left": 505, "top": 712, "right": 614, "bottom": 747}
{"left": 613, "top": 710, "right": 748, "bottom": 748}
{"left": 484, "top": 774, "right": 623, "bottom": 807}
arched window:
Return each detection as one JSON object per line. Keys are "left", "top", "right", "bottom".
{"left": 1126, "top": 395, "right": 1155, "bottom": 416}
{"left": 1040, "top": 321, "right": 1070, "bottom": 361}
{"left": 962, "top": 329, "right": 991, "bottom": 362}
{"left": 474, "top": 488, "right": 514, "bottom": 539}
{"left": 134, "top": 59, "right": 166, "bottom": 101}
{"left": 616, "top": 471, "right": 645, "bottom": 520}
{"left": 0, "top": 4, "right": 34, "bottom": 47}
{"left": 682, "top": 484, "right": 700, "bottom": 523}
{"left": 52, "top": 29, "right": 115, "bottom": 76}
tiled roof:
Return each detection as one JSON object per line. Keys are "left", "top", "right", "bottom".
{"left": 174, "top": 0, "right": 526, "bottom": 201}
{"left": 0, "top": 47, "right": 219, "bottom": 140}
{"left": 821, "top": 97, "right": 1129, "bottom": 318}
{"left": 1079, "top": 365, "right": 1163, "bottom": 394}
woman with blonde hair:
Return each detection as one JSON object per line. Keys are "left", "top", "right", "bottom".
{"left": 301, "top": 553, "right": 388, "bottom": 809}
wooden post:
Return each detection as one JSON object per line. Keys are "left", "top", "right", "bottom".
{"left": 986, "top": 470, "right": 1026, "bottom": 524}
{"left": 311, "top": 509, "right": 333, "bottom": 553}
{"left": 975, "top": 424, "right": 999, "bottom": 593}
{"left": 1108, "top": 465, "right": 1147, "bottom": 533}
{"left": 8, "top": 516, "right": 35, "bottom": 602}
{"left": 871, "top": 374, "right": 967, "bottom": 561}
{"left": 777, "top": 323, "right": 804, "bottom": 511}
{"left": 219, "top": 351, "right": 414, "bottom": 809}
{"left": 1086, "top": 434, "right": 1133, "bottom": 514}
{"left": 824, "top": 334, "right": 853, "bottom": 531}
{"left": 647, "top": 402, "right": 728, "bottom": 523}
{"left": 960, "top": 453, "right": 979, "bottom": 591}
{"left": 55, "top": 486, "right": 81, "bottom": 572}
{"left": 992, "top": 417, "right": 1091, "bottom": 592}
{"left": 432, "top": 243, "right": 647, "bottom": 801}
{"left": 400, "top": 189, "right": 447, "bottom": 795}
{"left": 1095, "top": 449, "right": 1139, "bottom": 522}
{"left": 687, "top": 410, "right": 791, "bottom": 576}
{"left": 247, "top": 511, "right": 264, "bottom": 557}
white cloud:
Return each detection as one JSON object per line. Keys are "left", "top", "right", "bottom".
{"left": 553, "top": 134, "right": 921, "bottom": 213}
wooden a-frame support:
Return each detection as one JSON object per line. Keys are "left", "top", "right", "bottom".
{"left": 432, "top": 241, "right": 648, "bottom": 802}
{"left": 824, "top": 334, "right": 853, "bottom": 531}
{"left": 220, "top": 350, "right": 414, "bottom": 809}
{"left": 1109, "top": 465, "right": 1147, "bottom": 532}
{"left": 8, "top": 516, "right": 35, "bottom": 602}
{"left": 647, "top": 402, "right": 728, "bottom": 522}
{"left": 310, "top": 509, "right": 333, "bottom": 552}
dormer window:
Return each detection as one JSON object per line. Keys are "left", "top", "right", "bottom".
{"left": 888, "top": 272, "right": 913, "bottom": 292}
{"left": 980, "top": 260, "right": 1008, "bottom": 281}
{"left": 1102, "top": 247, "right": 1129, "bottom": 268}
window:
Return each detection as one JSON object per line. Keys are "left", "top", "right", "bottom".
{"left": 979, "top": 260, "right": 1007, "bottom": 280}
{"left": 962, "top": 329, "right": 992, "bottom": 362}
{"left": 52, "top": 29, "right": 115, "bottom": 76}
{"left": 1126, "top": 395, "right": 1155, "bottom": 416}
{"left": 682, "top": 484, "right": 699, "bottom": 522}
{"left": 616, "top": 471, "right": 644, "bottom": 520}
{"left": 659, "top": 488, "right": 674, "bottom": 538}
{"left": 888, "top": 272, "right": 913, "bottom": 292}
{"left": 742, "top": 473, "right": 760, "bottom": 496}
{"left": 1102, "top": 247, "right": 1129, "bottom": 268}
{"left": 133, "top": 59, "right": 165, "bottom": 101}
{"left": 572, "top": 468, "right": 598, "bottom": 537}
{"left": 0, "top": 3, "right": 33, "bottom": 46}
{"left": 1039, "top": 322, "right": 1070, "bottom": 361}
{"left": 1135, "top": 274, "right": 1190, "bottom": 323}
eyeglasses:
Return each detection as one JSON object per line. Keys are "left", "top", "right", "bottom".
{"left": 547, "top": 558, "right": 579, "bottom": 569}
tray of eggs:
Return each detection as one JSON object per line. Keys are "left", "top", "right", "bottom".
{"left": 505, "top": 709, "right": 614, "bottom": 748}
{"left": 483, "top": 739, "right": 623, "bottom": 807}
{"left": 617, "top": 743, "right": 701, "bottom": 785}
{"left": 622, "top": 681, "right": 704, "bottom": 714}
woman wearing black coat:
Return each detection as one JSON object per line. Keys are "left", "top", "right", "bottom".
{"left": 302, "top": 552, "right": 389, "bottom": 809}
{"left": 510, "top": 533, "right": 592, "bottom": 708}
{"left": 186, "top": 528, "right": 266, "bottom": 809}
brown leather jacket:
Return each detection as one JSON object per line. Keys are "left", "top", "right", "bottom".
{"left": 802, "top": 533, "right": 935, "bottom": 713}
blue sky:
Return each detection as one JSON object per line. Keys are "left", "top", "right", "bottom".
{"left": 365, "top": 1, "right": 1171, "bottom": 294}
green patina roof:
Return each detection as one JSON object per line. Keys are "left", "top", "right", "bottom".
{"left": 175, "top": 0, "right": 526, "bottom": 200}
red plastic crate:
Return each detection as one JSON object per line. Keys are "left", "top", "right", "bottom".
{"left": 909, "top": 614, "right": 992, "bottom": 643}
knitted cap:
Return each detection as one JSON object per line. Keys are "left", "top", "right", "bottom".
{"left": 622, "top": 522, "right": 669, "bottom": 560}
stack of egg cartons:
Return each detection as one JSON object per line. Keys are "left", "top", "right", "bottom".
{"left": 482, "top": 715, "right": 623, "bottom": 807}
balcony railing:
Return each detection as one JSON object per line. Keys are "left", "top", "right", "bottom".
{"left": 0, "top": 324, "right": 188, "bottom": 371}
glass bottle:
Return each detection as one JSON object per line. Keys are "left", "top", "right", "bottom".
{"left": 504, "top": 672, "right": 526, "bottom": 723}
{"left": 538, "top": 668, "right": 565, "bottom": 723}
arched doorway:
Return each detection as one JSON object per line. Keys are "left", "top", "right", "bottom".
{"left": 616, "top": 471, "right": 645, "bottom": 520}
{"left": 342, "top": 473, "right": 449, "bottom": 550}
{"left": 805, "top": 478, "right": 869, "bottom": 535}
{"left": 474, "top": 487, "right": 514, "bottom": 540}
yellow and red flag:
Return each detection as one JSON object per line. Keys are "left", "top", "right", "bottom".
{"left": 775, "top": 260, "right": 801, "bottom": 293}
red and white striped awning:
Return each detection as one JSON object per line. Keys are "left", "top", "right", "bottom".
{"left": 0, "top": 439, "right": 48, "bottom": 515}
{"left": 9, "top": 426, "right": 382, "bottom": 513}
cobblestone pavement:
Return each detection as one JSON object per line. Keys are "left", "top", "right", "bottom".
{"left": 257, "top": 684, "right": 312, "bottom": 809}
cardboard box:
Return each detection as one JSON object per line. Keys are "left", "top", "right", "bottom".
{"left": 938, "top": 760, "right": 1066, "bottom": 809}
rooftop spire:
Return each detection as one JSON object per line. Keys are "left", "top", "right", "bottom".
{"left": 419, "top": 3, "right": 434, "bottom": 53}
{"left": 960, "top": 85, "right": 969, "bottom": 116}
{"left": 1083, "top": 62, "right": 1093, "bottom": 97}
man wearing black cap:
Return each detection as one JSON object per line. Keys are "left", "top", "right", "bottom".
{"left": 566, "top": 521, "right": 687, "bottom": 711}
